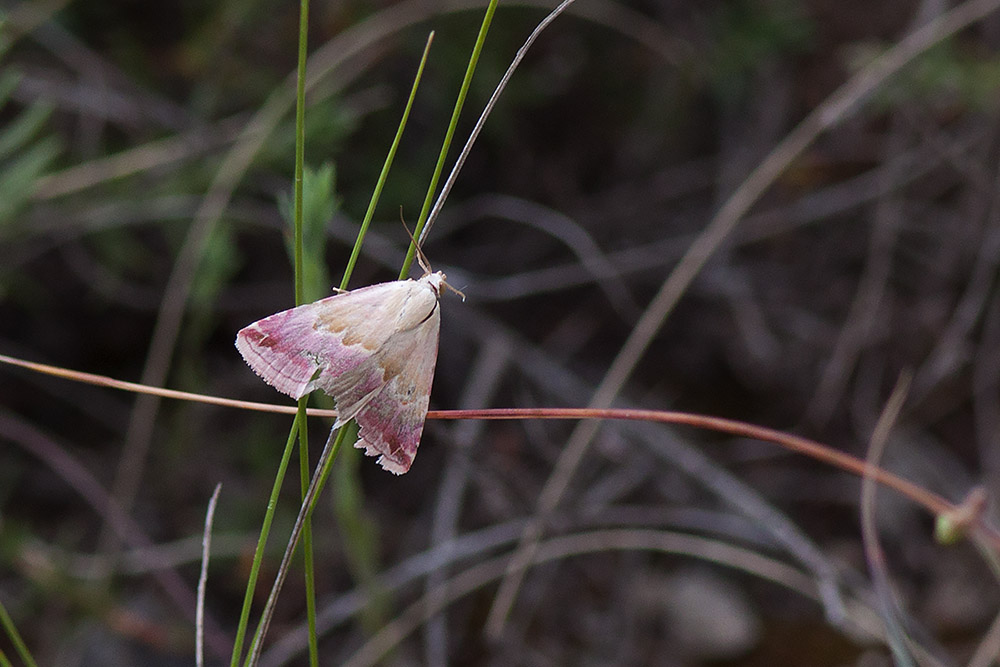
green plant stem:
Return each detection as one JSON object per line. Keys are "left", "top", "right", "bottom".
{"left": 0, "top": 591, "right": 39, "bottom": 667}
{"left": 293, "top": 10, "right": 307, "bottom": 304}
{"left": 244, "top": 427, "right": 348, "bottom": 667}
{"left": 340, "top": 32, "right": 434, "bottom": 291}
{"left": 400, "top": 0, "right": 498, "bottom": 279}
{"left": 229, "top": 416, "right": 301, "bottom": 667}
{"left": 292, "top": 0, "right": 318, "bottom": 664}
{"left": 295, "top": 403, "right": 316, "bottom": 665}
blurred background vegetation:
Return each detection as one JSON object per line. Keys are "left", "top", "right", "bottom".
{"left": 2, "top": 0, "right": 1000, "bottom": 665}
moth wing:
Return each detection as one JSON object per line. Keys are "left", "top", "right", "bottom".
{"left": 235, "top": 281, "right": 414, "bottom": 399}
{"left": 349, "top": 306, "right": 441, "bottom": 474}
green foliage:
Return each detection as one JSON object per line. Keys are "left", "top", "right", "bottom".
{"left": 853, "top": 39, "right": 1000, "bottom": 111}
{"left": 258, "top": 98, "right": 358, "bottom": 181}
{"left": 194, "top": 223, "right": 240, "bottom": 310}
{"left": 0, "top": 589, "right": 37, "bottom": 667}
{"left": 0, "top": 453, "right": 24, "bottom": 510}
{"left": 0, "top": 518, "right": 28, "bottom": 566}
{"left": 0, "top": 71, "right": 60, "bottom": 232}
{"left": 176, "top": 221, "right": 240, "bottom": 418}
{"left": 704, "top": 0, "right": 813, "bottom": 101}
{"left": 0, "top": 11, "right": 12, "bottom": 61}
{"left": 88, "top": 228, "right": 158, "bottom": 284}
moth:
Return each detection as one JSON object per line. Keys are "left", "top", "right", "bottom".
{"left": 236, "top": 271, "right": 446, "bottom": 474}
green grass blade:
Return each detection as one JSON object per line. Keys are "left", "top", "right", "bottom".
{"left": 0, "top": 593, "right": 38, "bottom": 667}
{"left": 0, "top": 70, "right": 21, "bottom": 108}
{"left": 291, "top": 0, "right": 319, "bottom": 663}
{"left": 229, "top": 416, "right": 301, "bottom": 667}
{"left": 244, "top": 426, "right": 348, "bottom": 667}
{"left": 0, "top": 102, "right": 53, "bottom": 161}
{"left": 339, "top": 32, "right": 434, "bottom": 291}
{"left": 0, "top": 135, "right": 59, "bottom": 229}
{"left": 399, "top": 0, "right": 499, "bottom": 279}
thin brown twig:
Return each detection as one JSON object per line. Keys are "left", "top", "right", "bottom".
{"left": 197, "top": 483, "right": 222, "bottom": 667}
{"left": 859, "top": 373, "right": 927, "bottom": 666}
{"left": 3, "top": 352, "right": 997, "bottom": 552}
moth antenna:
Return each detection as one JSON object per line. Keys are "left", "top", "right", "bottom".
{"left": 399, "top": 211, "right": 434, "bottom": 276}
{"left": 443, "top": 280, "right": 466, "bottom": 302}
{"left": 414, "top": 241, "right": 433, "bottom": 277}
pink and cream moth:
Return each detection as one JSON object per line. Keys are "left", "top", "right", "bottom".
{"left": 236, "top": 272, "right": 444, "bottom": 474}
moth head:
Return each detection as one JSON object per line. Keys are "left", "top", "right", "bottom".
{"left": 422, "top": 271, "right": 464, "bottom": 301}
{"left": 424, "top": 271, "right": 445, "bottom": 295}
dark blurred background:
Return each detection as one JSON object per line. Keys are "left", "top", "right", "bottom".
{"left": 1, "top": 0, "right": 999, "bottom": 664}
